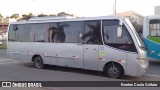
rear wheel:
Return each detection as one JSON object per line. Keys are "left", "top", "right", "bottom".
{"left": 104, "top": 63, "right": 124, "bottom": 79}
{"left": 33, "top": 56, "right": 45, "bottom": 69}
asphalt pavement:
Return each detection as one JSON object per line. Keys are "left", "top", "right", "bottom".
{"left": 0, "top": 49, "right": 160, "bottom": 90}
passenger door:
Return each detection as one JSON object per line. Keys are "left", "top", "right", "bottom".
{"left": 84, "top": 45, "right": 99, "bottom": 70}
{"left": 55, "top": 21, "right": 84, "bottom": 68}
{"left": 83, "top": 20, "right": 101, "bottom": 70}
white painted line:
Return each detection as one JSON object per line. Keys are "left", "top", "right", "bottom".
{"left": 0, "top": 58, "right": 8, "bottom": 60}
{"left": 0, "top": 63, "right": 19, "bottom": 65}
{"left": 144, "top": 74, "right": 160, "bottom": 78}
{"left": 0, "top": 62, "right": 20, "bottom": 64}
{"left": 0, "top": 59, "right": 16, "bottom": 61}
{"left": 0, "top": 59, "right": 20, "bottom": 64}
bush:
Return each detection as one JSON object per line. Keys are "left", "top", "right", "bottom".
{"left": 0, "top": 44, "right": 7, "bottom": 49}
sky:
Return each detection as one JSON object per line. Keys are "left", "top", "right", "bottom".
{"left": 0, "top": 0, "right": 160, "bottom": 17}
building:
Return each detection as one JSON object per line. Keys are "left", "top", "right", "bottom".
{"left": 0, "top": 22, "right": 8, "bottom": 40}
{"left": 117, "top": 11, "right": 144, "bottom": 25}
{"left": 0, "top": 22, "right": 8, "bottom": 33}
{"left": 154, "top": 5, "right": 160, "bottom": 15}
{"left": 0, "top": 18, "right": 17, "bottom": 40}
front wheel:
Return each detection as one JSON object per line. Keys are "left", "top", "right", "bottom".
{"left": 33, "top": 56, "right": 45, "bottom": 69}
{"left": 104, "top": 63, "right": 124, "bottom": 79}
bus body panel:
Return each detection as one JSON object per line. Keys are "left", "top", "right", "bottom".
{"left": 98, "top": 45, "right": 127, "bottom": 71}
{"left": 58, "top": 43, "right": 83, "bottom": 68}
{"left": 43, "top": 43, "right": 59, "bottom": 65}
{"left": 7, "top": 42, "right": 32, "bottom": 62}
{"left": 144, "top": 38, "right": 160, "bottom": 60}
{"left": 126, "top": 53, "right": 139, "bottom": 76}
{"left": 83, "top": 45, "right": 99, "bottom": 70}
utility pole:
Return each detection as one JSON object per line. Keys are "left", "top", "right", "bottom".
{"left": 114, "top": 0, "right": 116, "bottom": 16}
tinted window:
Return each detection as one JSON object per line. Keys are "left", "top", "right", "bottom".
{"left": 48, "top": 22, "right": 68, "bottom": 43}
{"left": 63, "top": 22, "right": 83, "bottom": 43}
{"left": 82, "top": 20, "right": 101, "bottom": 44}
{"left": 49, "top": 22, "right": 83, "bottom": 43}
{"left": 8, "top": 24, "right": 17, "bottom": 41}
{"left": 8, "top": 24, "right": 30, "bottom": 42}
{"left": 103, "top": 20, "right": 136, "bottom": 52}
{"left": 30, "top": 23, "right": 50, "bottom": 42}
{"left": 18, "top": 24, "right": 30, "bottom": 42}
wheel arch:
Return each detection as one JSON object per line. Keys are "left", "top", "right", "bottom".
{"left": 32, "top": 54, "right": 42, "bottom": 62}
{"left": 103, "top": 61, "right": 125, "bottom": 75}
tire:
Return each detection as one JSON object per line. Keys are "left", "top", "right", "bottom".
{"left": 33, "top": 56, "right": 45, "bottom": 69}
{"left": 104, "top": 63, "right": 124, "bottom": 79}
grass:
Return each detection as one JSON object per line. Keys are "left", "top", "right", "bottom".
{"left": 0, "top": 44, "right": 7, "bottom": 49}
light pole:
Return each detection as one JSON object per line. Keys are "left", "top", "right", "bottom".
{"left": 114, "top": 0, "right": 116, "bottom": 16}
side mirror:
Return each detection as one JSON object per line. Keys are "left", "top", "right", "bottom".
{"left": 117, "top": 26, "right": 123, "bottom": 38}
{"left": 119, "top": 20, "right": 123, "bottom": 26}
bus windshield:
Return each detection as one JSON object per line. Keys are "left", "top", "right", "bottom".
{"left": 124, "top": 19, "right": 146, "bottom": 50}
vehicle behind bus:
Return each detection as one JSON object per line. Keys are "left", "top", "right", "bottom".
{"left": 143, "top": 15, "right": 160, "bottom": 60}
{"left": 7, "top": 16, "right": 148, "bottom": 78}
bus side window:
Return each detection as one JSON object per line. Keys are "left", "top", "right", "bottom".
{"left": 62, "top": 21, "right": 83, "bottom": 43}
{"left": 48, "top": 22, "right": 67, "bottom": 43}
{"left": 30, "top": 23, "right": 49, "bottom": 42}
{"left": 8, "top": 24, "right": 17, "bottom": 41}
{"left": 18, "top": 24, "right": 30, "bottom": 42}
{"left": 149, "top": 20, "right": 160, "bottom": 36}
{"left": 82, "top": 20, "right": 102, "bottom": 44}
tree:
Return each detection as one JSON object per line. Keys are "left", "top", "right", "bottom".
{"left": 128, "top": 16, "right": 143, "bottom": 34}
{"left": 29, "top": 13, "right": 33, "bottom": 17}
{"left": 57, "top": 12, "right": 73, "bottom": 17}
{"left": 38, "top": 13, "right": 48, "bottom": 17}
{"left": 20, "top": 13, "right": 33, "bottom": 20}
{"left": 10, "top": 14, "right": 19, "bottom": 19}
{"left": 49, "top": 14, "right": 56, "bottom": 16}
{"left": 0, "top": 13, "right": 3, "bottom": 18}
{"left": 21, "top": 14, "right": 28, "bottom": 20}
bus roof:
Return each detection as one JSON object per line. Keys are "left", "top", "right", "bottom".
{"left": 10, "top": 16, "right": 124, "bottom": 24}
{"left": 144, "top": 15, "right": 160, "bottom": 20}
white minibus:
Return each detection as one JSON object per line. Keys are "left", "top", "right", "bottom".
{"left": 7, "top": 16, "right": 148, "bottom": 78}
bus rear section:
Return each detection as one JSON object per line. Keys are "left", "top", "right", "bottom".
{"left": 7, "top": 16, "right": 148, "bottom": 78}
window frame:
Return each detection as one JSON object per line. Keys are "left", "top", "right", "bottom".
{"left": 102, "top": 19, "right": 137, "bottom": 52}
{"left": 30, "top": 23, "right": 50, "bottom": 42}
{"left": 149, "top": 19, "right": 160, "bottom": 37}
{"left": 82, "top": 20, "right": 102, "bottom": 45}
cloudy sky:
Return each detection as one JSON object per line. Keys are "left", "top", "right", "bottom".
{"left": 0, "top": 0, "right": 160, "bottom": 17}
